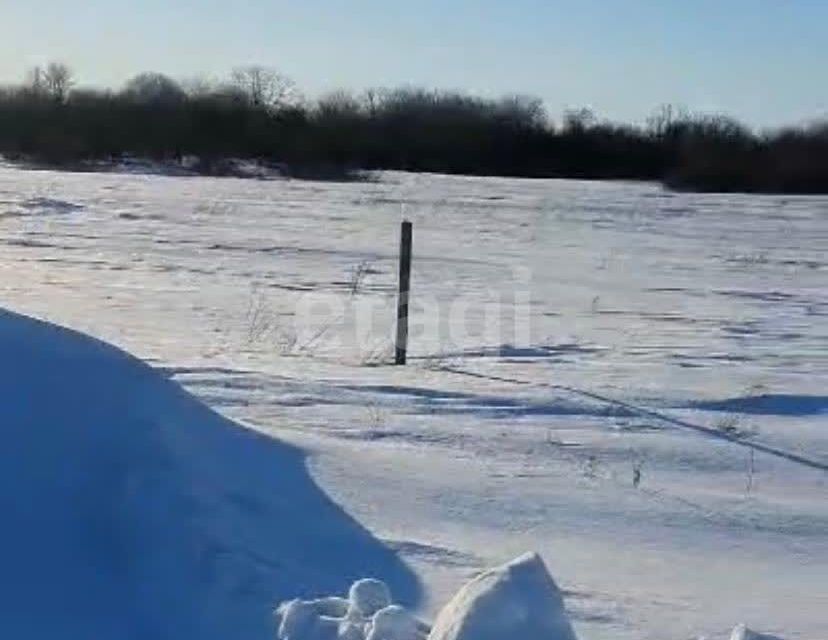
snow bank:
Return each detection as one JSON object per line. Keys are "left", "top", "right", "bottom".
{"left": 427, "top": 552, "right": 577, "bottom": 640}
{"left": 275, "top": 578, "right": 428, "bottom": 640}
{"left": 0, "top": 308, "right": 418, "bottom": 638}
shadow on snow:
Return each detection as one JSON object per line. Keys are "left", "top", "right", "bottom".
{"left": 690, "top": 394, "right": 828, "bottom": 417}
{"left": 0, "top": 308, "right": 420, "bottom": 639}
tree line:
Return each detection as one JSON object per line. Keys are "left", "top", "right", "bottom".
{"left": 1, "top": 63, "right": 826, "bottom": 193}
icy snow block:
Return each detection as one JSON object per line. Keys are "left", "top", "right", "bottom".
{"left": 730, "top": 624, "right": 785, "bottom": 640}
{"left": 349, "top": 579, "right": 393, "bottom": 618}
{"left": 367, "top": 605, "right": 428, "bottom": 640}
{"left": 427, "top": 552, "right": 577, "bottom": 640}
{"left": 276, "top": 598, "right": 348, "bottom": 640}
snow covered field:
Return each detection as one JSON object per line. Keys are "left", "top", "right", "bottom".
{"left": 0, "top": 164, "right": 826, "bottom": 639}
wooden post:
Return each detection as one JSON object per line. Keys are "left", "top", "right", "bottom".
{"left": 395, "top": 220, "right": 413, "bottom": 365}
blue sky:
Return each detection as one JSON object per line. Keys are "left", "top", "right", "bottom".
{"left": 1, "top": 0, "right": 827, "bottom": 127}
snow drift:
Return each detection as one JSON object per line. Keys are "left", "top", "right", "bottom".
{"left": 0, "top": 308, "right": 419, "bottom": 638}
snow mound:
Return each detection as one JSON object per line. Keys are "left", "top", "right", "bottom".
{"left": 427, "top": 552, "right": 577, "bottom": 640}
{"left": 729, "top": 624, "right": 786, "bottom": 640}
{"left": 0, "top": 309, "right": 419, "bottom": 638}
{"left": 276, "top": 553, "right": 575, "bottom": 640}
{"left": 275, "top": 579, "right": 429, "bottom": 640}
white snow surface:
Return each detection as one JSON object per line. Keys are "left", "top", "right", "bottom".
{"left": 0, "top": 166, "right": 825, "bottom": 639}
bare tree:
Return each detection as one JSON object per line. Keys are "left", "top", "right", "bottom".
{"left": 361, "top": 87, "right": 387, "bottom": 117}
{"left": 647, "top": 104, "right": 689, "bottom": 139}
{"left": 562, "top": 107, "right": 597, "bottom": 133}
{"left": 122, "top": 72, "right": 186, "bottom": 105}
{"left": 42, "top": 63, "right": 74, "bottom": 103}
{"left": 179, "top": 75, "right": 216, "bottom": 98}
{"left": 230, "top": 66, "right": 295, "bottom": 110}
{"left": 25, "top": 66, "right": 46, "bottom": 96}
{"left": 316, "top": 90, "right": 361, "bottom": 120}
{"left": 496, "top": 95, "right": 547, "bottom": 129}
